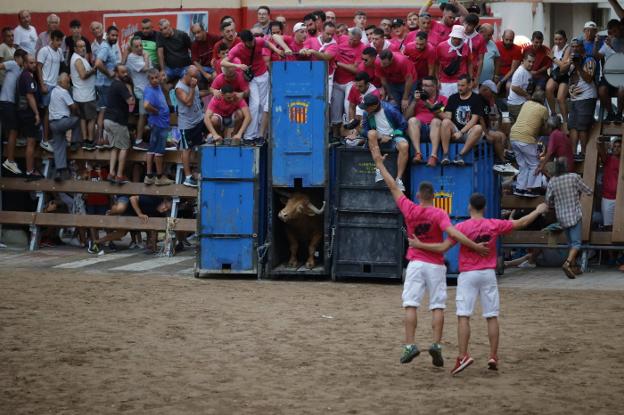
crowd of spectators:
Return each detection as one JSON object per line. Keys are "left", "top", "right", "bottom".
{"left": 0, "top": 1, "right": 622, "bottom": 270}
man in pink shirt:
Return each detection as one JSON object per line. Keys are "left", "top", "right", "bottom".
{"left": 209, "top": 65, "right": 249, "bottom": 99}
{"left": 344, "top": 71, "right": 380, "bottom": 144}
{"left": 375, "top": 50, "right": 415, "bottom": 112}
{"left": 389, "top": 18, "right": 412, "bottom": 52}
{"left": 300, "top": 22, "right": 339, "bottom": 98}
{"left": 410, "top": 193, "right": 548, "bottom": 375}
{"left": 271, "top": 22, "right": 308, "bottom": 61}
{"left": 371, "top": 147, "right": 489, "bottom": 367}
{"left": 204, "top": 84, "right": 251, "bottom": 145}
{"left": 358, "top": 47, "right": 381, "bottom": 88}
{"left": 463, "top": 14, "right": 487, "bottom": 85}
{"left": 370, "top": 28, "right": 396, "bottom": 55}
{"left": 435, "top": 25, "right": 472, "bottom": 98}
{"left": 403, "top": 31, "right": 436, "bottom": 80}
{"left": 222, "top": 29, "right": 270, "bottom": 143}
{"left": 428, "top": 2, "right": 463, "bottom": 46}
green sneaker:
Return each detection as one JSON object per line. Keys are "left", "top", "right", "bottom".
{"left": 429, "top": 343, "right": 444, "bottom": 367}
{"left": 400, "top": 344, "right": 420, "bottom": 364}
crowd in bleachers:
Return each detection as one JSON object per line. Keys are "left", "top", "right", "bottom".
{"left": 0, "top": 1, "right": 622, "bottom": 269}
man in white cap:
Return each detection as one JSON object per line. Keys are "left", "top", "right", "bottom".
{"left": 271, "top": 22, "right": 308, "bottom": 60}
{"left": 579, "top": 21, "right": 602, "bottom": 58}
{"left": 435, "top": 25, "right": 472, "bottom": 98}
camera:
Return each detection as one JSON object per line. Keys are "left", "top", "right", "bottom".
{"left": 415, "top": 89, "right": 430, "bottom": 101}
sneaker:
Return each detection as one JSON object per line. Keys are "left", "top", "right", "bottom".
{"left": 95, "top": 138, "right": 105, "bottom": 149}
{"left": 155, "top": 176, "right": 174, "bottom": 186}
{"left": 133, "top": 141, "right": 150, "bottom": 151}
{"left": 426, "top": 155, "right": 438, "bottom": 167}
{"left": 574, "top": 153, "right": 585, "bottom": 162}
{"left": 144, "top": 175, "right": 155, "bottom": 185}
{"left": 128, "top": 241, "right": 144, "bottom": 250}
{"left": 2, "top": 159, "right": 22, "bottom": 175}
{"left": 54, "top": 169, "right": 69, "bottom": 182}
{"left": 523, "top": 189, "right": 541, "bottom": 198}
{"left": 605, "top": 112, "right": 617, "bottom": 122}
{"left": 518, "top": 260, "right": 536, "bottom": 269}
{"left": 396, "top": 178, "right": 405, "bottom": 192}
{"left": 87, "top": 241, "right": 103, "bottom": 255}
{"left": 441, "top": 154, "right": 451, "bottom": 166}
{"left": 25, "top": 171, "right": 44, "bottom": 181}
{"left": 106, "top": 174, "right": 116, "bottom": 184}
{"left": 493, "top": 163, "right": 519, "bottom": 175}
{"left": 374, "top": 168, "right": 383, "bottom": 183}
{"left": 453, "top": 154, "right": 465, "bottom": 166}
{"left": 412, "top": 152, "right": 423, "bottom": 164}
{"left": 165, "top": 141, "right": 177, "bottom": 151}
{"left": 451, "top": 354, "right": 474, "bottom": 375}
{"left": 513, "top": 188, "right": 527, "bottom": 197}
{"left": 102, "top": 138, "right": 112, "bottom": 149}
{"left": 400, "top": 344, "right": 421, "bottom": 364}
{"left": 504, "top": 149, "right": 516, "bottom": 163}
{"left": 183, "top": 176, "right": 198, "bottom": 187}
{"left": 429, "top": 343, "right": 444, "bottom": 367}
{"left": 82, "top": 140, "right": 96, "bottom": 151}
{"left": 40, "top": 140, "right": 54, "bottom": 152}
{"left": 487, "top": 356, "right": 498, "bottom": 371}
{"left": 115, "top": 176, "right": 129, "bottom": 185}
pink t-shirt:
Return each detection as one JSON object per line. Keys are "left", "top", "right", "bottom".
{"left": 334, "top": 41, "right": 367, "bottom": 84}
{"left": 227, "top": 37, "right": 269, "bottom": 77}
{"left": 347, "top": 84, "right": 380, "bottom": 106}
{"left": 413, "top": 95, "right": 448, "bottom": 124}
{"left": 375, "top": 52, "right": 414, "bottom": 84}
{"left": 429, "top": 20, "right": 456, "bottom": 46}
{"left": 207, "top": 95, "right": 248, "bottom": 117}
{"left": 304, "top": 36, "right": 339, "bottom": 75}
{"left": 357, "top": 61, "right": 381, "bottom": 88}
{"left": 603, "top": 155, "right": 620, "bottom": 200}
{"left": 397, "top": 196, "right": 452, "bottom": 265}
{"left": 390, "top": 35, "right": 411, "bottom": 52}
{"left": 453, "top": 218, "right": 514, "bottom": 272}
{"left": 211, "top": 71, "right": 249, "bottom": 93}
{"left": 465, "top": 32, "right": 487, "bottom": 78}
{"left": 281, "top": 35, "right": 306, "bottom": 61}
{"left": 403, "top": 41, "right": 436, "bottom": 79}
{"left": 435, "top": 41, "right": 471, "bottom": 83}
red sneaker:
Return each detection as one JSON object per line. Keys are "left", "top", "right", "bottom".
{"left": 487, "top": 356, "right": 498, "bottom": 371}
{"left": 451, "top": 354, "right": 474, "bottom": 375}
{"left": 426, "top": 154, "right": 438, "bottom": 167}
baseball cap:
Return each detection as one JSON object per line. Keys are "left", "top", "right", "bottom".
{"left": 450, "top": 24, "right": 465, "bottom": 39}
{"left": 584, "top": 21, "right": 598, "bottom": 29}
{"left": 293, "top": 22, "right": 306, "bottom": 32}
{"left": 358, "top": 93, "right": 380, "bottom": 109}
{"left": 391, "top": 18, "right": 405, "bottom": 28}
{"left": 480, "top": 80, "right": 498, "bottom": 94}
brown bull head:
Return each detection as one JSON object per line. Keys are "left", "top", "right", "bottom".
{"left": 277, "top": 192, "right": 325, "bottom": 222}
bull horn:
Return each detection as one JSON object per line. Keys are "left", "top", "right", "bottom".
{"left": 307, "top": 201, "right": 326, "bottom": 215}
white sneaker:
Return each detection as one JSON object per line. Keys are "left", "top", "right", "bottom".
{"left": 40, "top": 140, "right": 54, "bottom": 152}
{"left": 493, "top": 163, "right": 519, "bottom": 175}
{"left": 518, "top": 260, "right": 536, "bottom": 269}
{"left": 374, "top": 168, "right": 383, "bottom": 183}
{"left": 396, "top": 178, "right": 406, "bottom": 192}
{"left": 2, "top": 159, "right": 22, "bottom": 174}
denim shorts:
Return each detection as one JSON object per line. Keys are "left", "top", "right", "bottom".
{"left": 148, "top": 125, "right": 168, "bottom": 155}
{"left": 40, "top": 85, "right": 56, "bottom": 107}
{"left": 564, "top": 221, "right": 582, "bottom": 250}
{"left": 96, "top": 85, "right": 109, "bottom": 110}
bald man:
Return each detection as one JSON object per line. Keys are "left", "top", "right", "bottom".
{"left": 14, "top": 10, "right": 38, "bottom": 54}
{"left": 479, "top": 23, "right": 500, "bottom": 84}
{"left": 49, "top": 72, "right": 82, "bottom": 181}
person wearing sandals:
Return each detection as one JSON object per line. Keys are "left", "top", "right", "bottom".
{"left": 545, "top": 30, "right": 571, "bottom": 132}
{"left": 545, "top": 157, "right": 593, "bottom": 279}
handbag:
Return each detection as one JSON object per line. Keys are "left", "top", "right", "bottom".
{"left": 443, "top": 55, "right": 462, "bottom": 77}
{"left": 243, "top": 40, "right": 256, "bottom": 82}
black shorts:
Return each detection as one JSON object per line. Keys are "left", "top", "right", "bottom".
{"left": 17, "top": 110, "right": 40, "bottom": 139}
{"left": 0, "top": 101, "right": 18, "bottom": 133}
{"left": 599, "top": 77, "right": 619, "bottom": 96}
{"left": 179, "top": 121, "right": 207, "bottom": 150}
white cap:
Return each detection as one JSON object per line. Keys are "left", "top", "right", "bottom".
{"left": 450, "top": 24, "right": 465, "bottom": 39}
{"left": 584, "top": 21, "right": 597, "bottom": 29}
{"left": 293, "top": 22, "right": 306, "bottom": 32}
{"left": 480, "top": 80, "right": 498, "bottom": 94}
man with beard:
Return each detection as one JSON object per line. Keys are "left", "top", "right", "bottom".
{"left": 403, "top": 31, "right": 436, "bottom": 80}
{"left": 132, "top": 18, "right": 160, "bottom": 68}
{"left": 94, "top": 25, "right": 121, "bottom": 147}
{"left": 211, "top": 20, "right": 240, "bottom": 66}
{"left": 157, "top": 18, "right": 192, "bottom": 81}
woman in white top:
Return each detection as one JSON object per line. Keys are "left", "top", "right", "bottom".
{"left": 546, "top": 30, "right": 572, "bottom": 128}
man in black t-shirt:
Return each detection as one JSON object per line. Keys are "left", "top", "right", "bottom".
{"left": 439, "top": 74, "right": 484, "bottom": 166}
{"left": 157, "top": 18, "right": 192, "bottom": 81}
{"left": 64, "top": 19, "right": 92, "bottom": 64}
{"left": 103, "top": 64, "right": 135, "bottom": 185}
{"left": 17, "top": 54, "right": 43, "bottom": 180}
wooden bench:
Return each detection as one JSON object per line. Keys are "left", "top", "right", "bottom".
{"left": 4, "top": 146, "right": 198, "bottom": 164}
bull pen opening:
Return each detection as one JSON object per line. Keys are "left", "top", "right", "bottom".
{"left": 268, "top": 187, "right": 328, "bottom": 276}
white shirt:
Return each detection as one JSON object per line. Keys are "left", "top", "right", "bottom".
{"left": 70, "top": 53, "right": 96, "bottom": 102}
{"left": 49, "top": 87, "right": 74, "bottom": 120}
{"left": 507, "top": 65, "right": 531, "bottom": 105}
{"left": 373, "top": 108, "right": 394, "bottom": 135}
{"left": 13, "top": 25, "right": 37, "bottom": 55}
{"left": 355, "top": 84, "right": 378, "bottom": 116}
{"left": 126, "top": 52, "right": 150, "bottom": 93}
{"left": 37, "top": 45, "right": 64, "bottom": 87}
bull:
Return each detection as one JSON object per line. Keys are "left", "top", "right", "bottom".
{"left": 276, "top": 191, "right": 326, "bottom": 269}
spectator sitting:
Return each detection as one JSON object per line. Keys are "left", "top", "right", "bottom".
{"left": 510, "top": 89, "right": 549, "bottom": 198}
{"left": 344, "top": 71, "right": 380, "bottom": 145}
{"left": 439, "top": 74, "right": 484, "bottom": 166}
{"left": 210, "top": 64, "right": 250, "bottom": 99}
{"left": 204, "top": 84, "right": 252, "bottom": 145}
{"left": 48, "top": 73, "right": 82, "bottom": 182}
{"left": 479, "top": 80, "right": 511, "bottom": 170}
{"left": 545, "top": 157, "right": 593, "bottom": 279}
{"left": 142, "top": 68, "right": 173, "bottom": 186}
{"left": 568, "top": 38, "right": 597, "bottom": 161}
{"left": 190, "top": 22, "right": 219, "bottom": 83}
{"left": 404, "top": 76, "right": 447, "bottom": 165}
{"left": 360, "top": 93, "right": 409, "bottom": 191}
{"left": 523, "top": 31, "right": 552, "bottom": 90}
{"left": 495, "top": 29, "right": 522, "bottom": 96}
{"left": 597, "top": 137, "right": 621, "bottom": 231}
{"left": 537, "top": 115, "right": 574, "bottom": 176}
{"left": 507, "top": 52, "right": 536, "bottom": 123}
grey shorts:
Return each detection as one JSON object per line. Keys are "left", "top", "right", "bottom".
{"left": 378, "top": 135, "right": 408, "bottom": 151}
{"left": 103, "top": 119, "right": 130, "bottom": 150}
{"left": 568, "top": 98, "right": 596, "bottom": 132}
{"left": 77, "top": 101, "right": 97, "bottom": 121}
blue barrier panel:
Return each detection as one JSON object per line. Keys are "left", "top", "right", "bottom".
{"left": 197, "top": 145, "right": 266, "bottom": 276}
{"left": 270, "top": 61, "right": 328, "bottom": 187}
{"left": 410, "top": 143, "right": 444, "bottom": 202}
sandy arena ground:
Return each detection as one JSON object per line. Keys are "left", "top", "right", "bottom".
{"left": 1, "top": 267, "right": 624, "bottom": 414}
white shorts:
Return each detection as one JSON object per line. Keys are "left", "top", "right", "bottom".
{"left": 456, "top": 269, "right": 500, "bottom": 318}
{"left": 402, "top": 260, "right": 447, "bottom": 310}
{"left": 602, "top": 197, "right": 616, "bottom": 226}
{"left": 440, "top": 82, "right": 458, "bottom": 99}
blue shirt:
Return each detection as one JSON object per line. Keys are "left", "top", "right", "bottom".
{"left": 143, "top": 84, "right": 170, "bottom": 128}
{"left": 95, "top": 42, "right": 121, "bottom": 87}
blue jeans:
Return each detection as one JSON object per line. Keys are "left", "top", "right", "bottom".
{"left": 148, "top": 125, "right": 168, "bottom": 155}
{"left": 564, "top": 221, "right": 582, "bottom": 249}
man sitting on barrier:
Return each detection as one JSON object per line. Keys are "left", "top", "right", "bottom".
{"left": 478, "top": 80, "right": 515, "bottom": 174}
{"left": 209, "top": 63, "right": 249, "bottom": 100}
{"left": 204, "top": 84, "right": 252, "bottom": 145}
{"left": 404, "top": 76, "right": 447, "bottom": 166}
{"left": 370, "top": 145, "right": 489, "bottom": 367}
{"left": 360, "top": 93, "right": 409, "bottom": 191}
{"left": 344, "top": 71, "right": 380, "bottom": 145}
{"left": 49, "top": 73, "right": 82, "bottom": 182}
{"left": 438, "top": 74, "right": 484, "bottom": 166}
